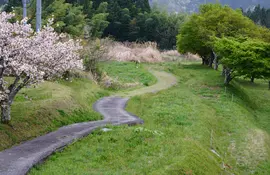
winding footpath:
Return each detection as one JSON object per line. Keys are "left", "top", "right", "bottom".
{"left": 0, "top": 70, "right": 177, "bottom": 175}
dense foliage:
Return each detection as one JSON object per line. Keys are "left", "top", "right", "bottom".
{"left": 177, "top": 3, "right": 270, "bottom": 85}
{"left": 5, "top": 0, "right": 185, "bottom": 49}
{"left": 214, "top": 37, "right": 270, "bottom": 84}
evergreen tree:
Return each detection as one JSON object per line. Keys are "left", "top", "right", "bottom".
{"left": 4, "top": 0, "right": 184, "bottom": 49}
{"left": 88, "top": 2, "right": 109, "bottom": 38}
{"left": 245, "top": 4, "right": 270, "bottom": 29}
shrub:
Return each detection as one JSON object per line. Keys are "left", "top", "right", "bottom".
{"left": 82, "top": 38, "right": 112, "bottom": 81}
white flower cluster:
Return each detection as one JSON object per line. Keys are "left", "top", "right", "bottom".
{"left": 0, "top": 12, "right": 83, "bottom": 102}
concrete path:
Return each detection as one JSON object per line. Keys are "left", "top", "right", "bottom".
{"left": 0, "top": 70, "right": 177, "bottom": 175}
{"left": 116, "top": 70, "right": 177, "bottom": 97}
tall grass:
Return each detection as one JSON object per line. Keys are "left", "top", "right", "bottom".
{"left": 161, "top": 50, "right": 201, "bottom": 62}
{"left": 108, "top": 42, "right": 163, "bottom": 62}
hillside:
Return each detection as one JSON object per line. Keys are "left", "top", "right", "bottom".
{"left": 0, "top": 0, "right": 7, "bottom": 5}
{"left": 0, "top": 62, "right": 156, "bottom": 151}
{"left": 150, "top": 0, "right": 270, "bottom": 12}
{"left": 30, "top": 62, "right": 270, "bottom": 175}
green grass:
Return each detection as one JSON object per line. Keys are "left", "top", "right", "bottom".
{"left": 29, "top": 62, "right": 270, "bottom": 175}
{"left": 0, "top": 62, "right": 155, "bottom": 151}
{"left": 99, "top": 61, "right": 156, "bottom": 87}
{"left": 0, "top": 78, "right": 108, "bottom": 150}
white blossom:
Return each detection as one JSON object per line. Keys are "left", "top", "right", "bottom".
{"left": 0, "top": 12, "right": 82, "bottom": 102}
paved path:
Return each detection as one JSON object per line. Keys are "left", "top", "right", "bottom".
{"left": 0, "top": 70, "right": 177, "bottom": 175}
{"left": 116, "top": 70, "right": 177, "bottom": 97}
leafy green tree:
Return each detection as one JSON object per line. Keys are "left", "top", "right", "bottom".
{"left": 6, "top": 0, "right": 183, "bottom": 49}
{"left": 98, "top": 0, "right": 156, "bottom": 43}
{"left": 214, "top": 37, "right": 270, "bottom": 84}
{"left": 118, "top": 8, "right": 131, "bottom": 40}
{"left": 63, "top": 5, "right": 86, "bottom": 36}
{"left": 42, "top": 0, "right": 86, "bottom": 36}
{"left": 127, "top": 7, "right": 186, "bottom": 49}
{"left": 177, "top": 3, "right": 265, "bottom": 69}
{"left": 89, "top": 13, "right": 109, "bottom": 38}
{"left": 143, "top": 8, "right": 186, "bottom": 49}
{"left": 81, "top": 0, "right": 94, "bottom": 19}
{"left": 86, "top": 2, "right": 109, "bottom": 38}
{"left": 177, "top": 14, "right": 211, "bottom": 65}
{"left": 4, "top": 0, "right": 21, "bottom": 12}
{"left": 95, "top": 1, "right": 107, "bottom": 13}
{"left": 12, "top": 0, "right": 86, "bottom": 37}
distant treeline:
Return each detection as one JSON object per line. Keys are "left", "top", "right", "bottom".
{"left": 245, "top": 5, "right": 270, "bottom": 28}
{"left": 4, "top": 0, "right": 186, "bottom": 49}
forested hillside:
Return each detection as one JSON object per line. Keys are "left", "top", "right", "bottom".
{"left": 0, "top": 0, "right": 6, "bottom": 5}
{"left": 150, "top": 0, "right": 270, "bottom": 12}
{"left": 2, "top": 0, "right": 185, "bottom": 49}
{"left": 245, "top": 5, "right": 270, "bottom": 29}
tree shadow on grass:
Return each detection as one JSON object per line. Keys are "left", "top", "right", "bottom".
{"left": 235, "top": 79, "right": 268, "bottom": 90}
{"left": 229, "top": 80, "right": 258, "bottom": 110}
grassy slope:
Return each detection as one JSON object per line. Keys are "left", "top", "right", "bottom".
{"left": 0, "top": 62, "right": 155, "bottom": 151}
{"left": 30, "top": 62, "right": 270, "bottom": 175}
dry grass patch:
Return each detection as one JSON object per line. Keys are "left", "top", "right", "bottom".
{"left": 161, "top": 50, "right": 201, "bottom": 62}
{"left": 229, "top": 129, "right": 269, "bottom": 169}
{"left": 108, "top": 42, "right": 163, "bottom": 62}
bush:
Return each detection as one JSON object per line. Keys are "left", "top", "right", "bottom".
{"left": 82, "top": 38, "right": 112, "bottom": 81}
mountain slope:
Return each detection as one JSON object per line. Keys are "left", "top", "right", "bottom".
{"left": 0, "top": 0, "right": 6, "bottom": 5}
{"left": 150, "top": 0, "right": 270, "bottom": 13}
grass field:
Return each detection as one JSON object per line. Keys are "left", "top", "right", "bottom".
{"left": 99, "top": 61, "right": 156, "bottom": 87}
{"left": 29, "top": 62, "right": 270, "bottom": 175}
{"left": 0, "top": 61, "right": 155, "bottom": 151}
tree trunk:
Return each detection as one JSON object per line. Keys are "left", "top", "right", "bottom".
{"left": 208, "top": 56, "right": 213, "bottom": 68}
{"left": 202, "top": 57, "right": 209, "bottom": 65}
{"left": 212, "top": 51, "right": 218, "bottom": 70}
{"left": 224, "top": 68, "right": 232, "bottom": 85}
{"left": 222, "top": 66, "right": 226, "bottom": 76}
{"left": 0, "top": 76, "right": 29, "bottom": 124}
{"left": 1, "top": 87, "right": 20, "bottom": 124}
{"left": 202, "top": 57, "right": 207, "bottom": 65}
{"left": 251, "top": 76, "right": 255, "bottom": 83}
{"left": 1, "top": 102, "right": 11, "bottom": 124}
{"left": 213, "top": 57, "right": 218, "bottom": 70}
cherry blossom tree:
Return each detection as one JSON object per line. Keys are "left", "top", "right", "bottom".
{"left": 0, "top": 12, "right": 83, "bottom": 123}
